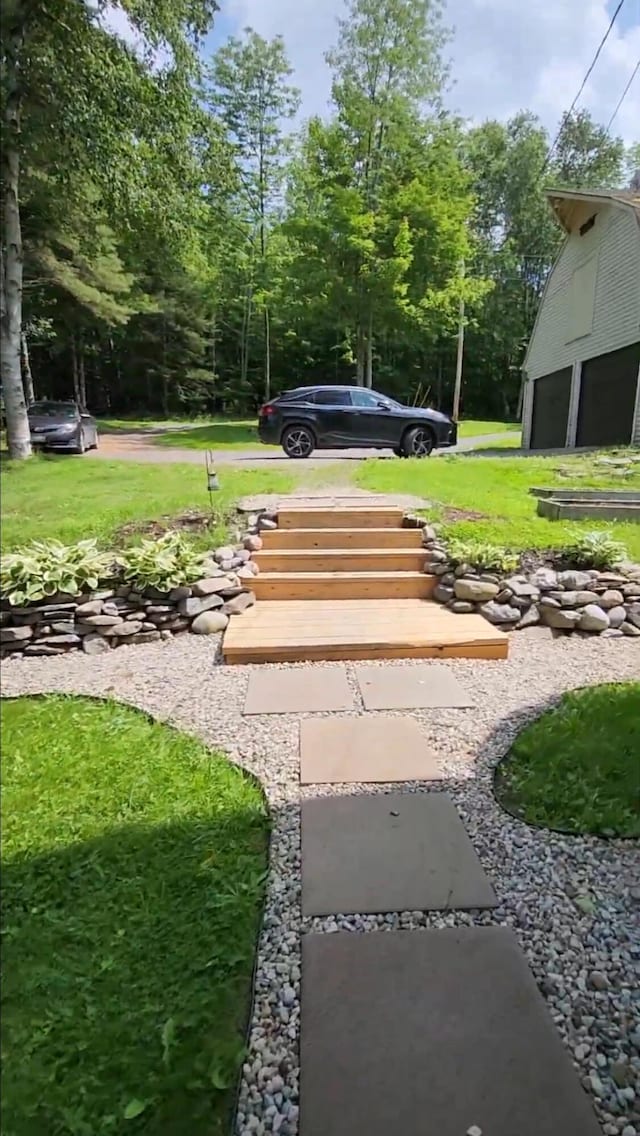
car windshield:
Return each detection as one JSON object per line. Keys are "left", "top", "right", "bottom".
{"left": 28, "top": 402, "right": 77, "bottom": 419}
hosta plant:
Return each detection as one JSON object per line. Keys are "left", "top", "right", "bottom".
{"left": 116, "top": 531, "right": 210, "bottom": 593}
{"left": 0, "top": 539, "right": 112, "bottom": 606}
{"left": 561, "top": 530, "right": 627, "bottom": 570}
{"left": 446, "top": 539, "right": 519, "bottom": 574}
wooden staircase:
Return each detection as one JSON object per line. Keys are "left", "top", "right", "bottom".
{"left": 222, "top": 505, "right": 509, "bottom": 663}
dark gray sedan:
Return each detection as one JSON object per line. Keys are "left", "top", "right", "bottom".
{"left": 28, "top": 401, "right": 99, "bottom": 454}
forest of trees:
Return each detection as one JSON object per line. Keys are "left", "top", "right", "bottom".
{"left": 1, "top": 0, "right": 637, "bottom": 457}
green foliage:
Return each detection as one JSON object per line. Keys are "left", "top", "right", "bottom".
{"left": 116, "top": 531, "right": 211, "bottom": 591}
{"left": 0, "top": 539, "right": 112, "bottom": 605}
{"left": 561, "top": 529, "right": 628, "bottom": 570}
{"left": 1, "top": 694, "right": 268, "bottom": 1134}
{"left": 446, "top": 539, "right": 519, "bottom": 573}
{"left": 494, "top": 683, "right": 640, "bottom": 838}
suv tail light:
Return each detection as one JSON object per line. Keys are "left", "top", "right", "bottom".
{"left": 259, "top": 404, "right": 275, "bottom": 417}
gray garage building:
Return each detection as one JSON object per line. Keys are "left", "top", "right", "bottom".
{"left": 522, "top": 188, "right": 640, "bottom": 450}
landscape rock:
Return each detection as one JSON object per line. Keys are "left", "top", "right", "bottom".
{"left": 223, "top": 591, "right": 256, "bottom": 615}
{"left": 607, "top": 606, "right": 627, "bottom": 628}
{"left": 558, "top": 590, "right": 599, "bottom": 607}
{"left": 168, "top": 585, "right": 192, "bottom": 601}
{"left": 257, "top": 517, "right": 277, "bottom": 532}
{"left": 454, "top": 579, "right": 500, "bottom": 603}
{"left": 80, "top": 613, "right": 124, "bottom": 627}
{"left": 504, "top": 577, "right": 540, "bottom": 598}
{"left": 541, "top": 607, "right": 582, "bottom": 630}
{"left": 1, "top": 625, "right": 33, "bottom": 642}
{"left": 577, "top": 605, "right": 610, "bottom": 633}
{"left": 39, "top": 633, "right": 81, "bottom": 647}
{"left": 620, "top": 621, "right": 640, "bottom": 637}
{"left": 557, "top": 570, "right": 594, "bottom": 590}
{"left": 600, "top": 628, "right": 624, "bottom": 638}
{"left": 24, "top": 644, "right": 68, "bottom": 656}
{"left": 244, "top": 534, "right": 263, "bottom": 552}
{"left": 215, "top": 545, "right": 235, "bottom": 563}
{"left": 50, "top": 621, "right": 75, "bottom": 634}
{"left": 516, "top": 606, "right": 541, "bottom": 629}
{"left": 82, "top": 633, "right": 112, "bottom": 655}
{"left": 479, "top": 601, "right": 521, "bottom": 624}
{"left": 120, "top": 630, "right": 161, "bottom": 645}
{"left": 598, "top": 589, "right": 624, "bottom": 609}
{"left": 530, "top": 567, "right": 558, "bottom": 590}
{"left": 450, "top": 600, "right": 475, "bottom": 614}
{"left": 75, "top": 599, "right": 104, "bottom": 616}
{"left": 109, "top": 620, "right": 144, "bottom": 637}
{"left": 433, "top": 584, "right": 454, "bottom": 604}
{"left": 192, "top": 576, "right": 234, "bottom": 597}
{"left": 624, "top": 603, "right": 640, "bottom": 629}
{"left": 191, "top": 610, "right": 230, "bottom": 634}
{"left": 237, "top": 564, "right": 258, "bottom": 580}
{"left": 179, "top": 594, "right": 225, "bottom": 618}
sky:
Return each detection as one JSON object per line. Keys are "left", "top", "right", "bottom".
{"left": 205, "top": 0, "right": 640, "bottom": 146}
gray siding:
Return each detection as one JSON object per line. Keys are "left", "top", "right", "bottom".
{"left": 525, "top": 205, "right": 640, "bottom": 380}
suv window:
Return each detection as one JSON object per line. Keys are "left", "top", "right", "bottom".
{"left": 351, "top": 390, "right": 383, "bottom": 409}
{"left": 312, "top": 389, "right": 351, "bottom": 406}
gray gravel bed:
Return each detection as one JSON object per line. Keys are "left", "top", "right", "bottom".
{"left": 2, "top": 631, "right": 639, "bottom": 1136}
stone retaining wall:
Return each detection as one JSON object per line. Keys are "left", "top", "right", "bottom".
{"left": 412, "top": 519, "right": 640, "bottom": 638}
{"left": 0, "top": 510, "right": 278, "bottom": 660}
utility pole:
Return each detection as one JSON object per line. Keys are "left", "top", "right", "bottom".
{"left": 452, "top": 259, "right": 465, "bottom": 422}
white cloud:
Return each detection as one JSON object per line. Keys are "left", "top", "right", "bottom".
{"left": 224, "top": 0, "right": 640, "bottom": 146}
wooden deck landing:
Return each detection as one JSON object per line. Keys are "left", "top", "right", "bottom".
{"left": 222, "top": 599, "right": 508, "bottom": 663}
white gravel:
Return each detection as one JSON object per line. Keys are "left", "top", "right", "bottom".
{"left": 2, "top": 629, "right": 639, "bottom": 1136}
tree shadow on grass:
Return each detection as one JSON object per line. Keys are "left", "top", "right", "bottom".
{"left": 2, "top": 811, "right": 269, "bottom": 1136}
{"left": 154, "top": 423, "right": 264, "bottom": 449}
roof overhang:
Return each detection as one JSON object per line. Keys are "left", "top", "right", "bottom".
{"left": 545, "top": 187, "right": 640, "bottom": 233}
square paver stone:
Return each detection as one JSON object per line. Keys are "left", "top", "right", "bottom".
{"left": 301, "top": 792, "right": 496, "bottom": 916}
{"left": 243, "top": 666, "right": 354, "bottom": 715}
{"left": 300, "top": 716, "right": 443, "bottom": 784}
{"left": 354, "top": 663, "right": 473, "bottom": 710}
{"left": 301, "top": 927, "right": 602, "bottom": 1136}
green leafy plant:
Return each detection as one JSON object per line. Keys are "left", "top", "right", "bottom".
{"left": 116, "top": 531, "right": 210, "bottom": 593}
{"left": 561, "top": 530, "right": 628, "bottom": 570}
{"left": 0, "top": 539, "right": 112, "bottom": 606}
{"left": 446, "top": 539, "right": 519, "bottom": 574}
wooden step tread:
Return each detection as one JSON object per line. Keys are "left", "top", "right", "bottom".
{"left": 278, "top": 507, "right": 405, "bottom": 530}
{"left": 250, "top": 572, "right": 436, "bottom": 601}
{"left": 261, "top": 528, "right": 423, "bottom": 549}
{"left": 223, "top": 598, "right": 508, "bottom": 663}
{"left": 254, "top": 549, "right": 426, "bottom": 573}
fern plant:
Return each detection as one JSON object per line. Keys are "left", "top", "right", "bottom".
{"left": 116, "top": 531, "right": 210, "bottom": 593}
{"left": 446, "top": 539, "right": 519, "bottom": 574}
{"left": 562, "top": 530, "right": 627, "bottom": 570}
{"left": 0, "top": 539, "right": 112, "bottom": 606}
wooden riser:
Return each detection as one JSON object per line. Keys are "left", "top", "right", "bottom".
{"left": 261, "top": 527, "right": 424, "bottom": 550}
{"left": 251, "top": 572, "right": 436, "bottom": 600}
{"left": 223, "top": 599, "right": 508, "bottom": 663}
{"left": 278, "top": 507, "right": 405, "bottom": 530}
{"left": 254, "top": 549, "right": 427, "bottom": 573}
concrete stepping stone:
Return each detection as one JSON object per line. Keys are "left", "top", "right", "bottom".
{"left": 299, "top": 716, "right": 443, "bottom": 784}
{"left": 243, "top": 666, "right": 353, "bottom": 715}
{"left": 355, "top": 663, "right": 473, "bottom": 709}
{"left": 301, "top": 927, "right": 602, "bottom": 1136}
{"left": 301, "top": 792, "right": 496, "bottom": 916}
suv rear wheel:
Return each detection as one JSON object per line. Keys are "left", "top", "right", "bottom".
{"left": 401, "top": 425, "right": 434, "bottom": 458}
{"left": 282, "top": 424, "right": 315, "bottom": 458}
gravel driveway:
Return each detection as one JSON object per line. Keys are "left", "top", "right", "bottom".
{"left": 90, "top": 431, "right": 519, "bottom": 466}
{"left": 2, "top": 632, "right": 639, "bottom": 1136}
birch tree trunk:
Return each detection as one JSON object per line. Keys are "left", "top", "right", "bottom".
{"left": 20, "top": 330, "right": 34, "bottom": 404}
{"left": 264, "top": 306, "right": 271, "bottom": 402}
{"left": 365, "top": 308, "right": 373, "bottom": 388}
{"left": 1, "top": 6, "right": 32, "bottom": 458}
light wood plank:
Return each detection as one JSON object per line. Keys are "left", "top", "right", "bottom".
{"left": 253, "top": 549, "right": 427, "bottom": 572}
{"left": 250, "top": 572, "right": 436, "bottom": 600}
{"left": 261, "top": 527, "right": 423, "bottom": 550}
{"left": 278, "top": 507, "right": 405, "bottom": 530}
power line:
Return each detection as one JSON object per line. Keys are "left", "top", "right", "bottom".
{"left": 542, "top": 0, "right": 626, "bottom": 173}
{"left": 606, "top": 57, "right": 640, "bottom": 131}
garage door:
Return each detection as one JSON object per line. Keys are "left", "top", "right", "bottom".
{"left": 576, "top": 342, "right": 640, "bottom": 447}
{"left": 529, "top": 368, "right": 572, "bottom": 449}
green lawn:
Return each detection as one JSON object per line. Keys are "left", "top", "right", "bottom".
{"left": 494, "top": 683, "right": 640, "bottom": 838}
{"left": 457, "top": 419, "right": 519, "bottom": 437}
{"left": 355, "top": 451, "right": 640, "bottom": 558}
{"left": 0, "top": 456, "right": 296, "bottom": 549}
{"left": 1, "top": 695, "right": 269, "bottom": 1135}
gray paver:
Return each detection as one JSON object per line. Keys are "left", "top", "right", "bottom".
{"left": 355, "top": 663, "right": 474, "bottom": 709}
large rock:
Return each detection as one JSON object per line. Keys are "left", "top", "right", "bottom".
{"left": 450, "top": 600, "right": 475, "bottom": 614}
{"left": 109, "top": 620, "right": 144, "bottom": 637}
{"left": 168, "top": 585, "right": 192, "bottom": 601}
{"left": 541, "top": 607, "right": 581, "bottom": 630}
{"left": 557, "top": 570, "right": 595, "bottom": 590}
{"left": 257, "top": 517, "right": 277, "bottom": 532}
{"left": 516, "top": 606, "right": 541, "bottom": 629}
{"left": 577, "top": 605, "right": 610, "bottom": 632}
{"left": 120, "top": 630, "right": 161, "bottom": 645}
{"left": 191, "top": 610, "right": 229, "bottom": 634}
{"left": 0, "top": 625, "right": 33, "bottom": 643}
{"left": 530, "top": 567, "right": 558, "bottom": 590}
{"left": 50, "top": 620, "right": 75, "bottom": 634}
{"left": 558, "top": 590, "right": 599, "bottom": 608}
{"left": 479, "top": 601, "right": 521, "bottom": 624}
{"left": 39, "top": 633, "right": 81, "bottom": 647}
{"left": 607, "top": 605, "right": 627, "bottom": 629}
{"left": 454, "top": 579, "right": 499, "bottom": 603}
{"left": 243, "top": 533, "right": 263, "bottom": 552}
{"left": 621, "top": 621, "right": 640, "bottom": 637}
{"left": 598, "top": 589, "right": 624, "bottom": 609}
{"left": 191, "top": 576, "right": 235, "bottom": 598}
{"left": 626, "top": 603, "right": 640, "bottom": 629}
{"left": 433, "top": 584, "right": 454, "bottom": 604}
{"left": 82, "top": 633, "right": 111, "bottom": 655}
{"left": 214, "top": 545, "right": 235, "bottom": 563}
{"left": 80, "top": 613, "right": 124, "bottom": 627}
{"left": 237, "top": 564, "right": 259, "bottom": 580}
{"left": 222, "top": 591, "right": 256, "bottom": 615}
{"left": 76, "top": 599, "right": 104, "bottom": 617}
{"left": 24, "top": 644, "right": 67, "bottom": 656}
{"left": 179, "top": 593, "right": 225, "bottom": 617}
{"left": 504, "top": 577, "right": 540, "bottom": 599}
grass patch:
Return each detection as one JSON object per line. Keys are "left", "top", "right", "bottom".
{"left": 1, "top": 695, "right": 269, "bottom": 1135}
{"left": 355, "top": 451, "right": 640, "bottom": 558}
{"left": 0, "top": 456, "right": 295, "bottom": 550}
{"left": 153, "top": 421, "right": 275, "bottom": 450}
{"left": 470, "top": 434, "right": 522, "bottom": 450}
{"left": 494, "top": 683, "right": 640, "bottom": 838}
{"left": 457, "top": 419, "right": 519, "bottom": 437}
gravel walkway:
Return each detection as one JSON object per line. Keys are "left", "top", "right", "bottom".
{"left": 2, "top": 631, "right": 639, "bottom": 1136}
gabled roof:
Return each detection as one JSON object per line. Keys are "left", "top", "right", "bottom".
{"left": 545, "top": 187, "right": 640, "bottom": 232}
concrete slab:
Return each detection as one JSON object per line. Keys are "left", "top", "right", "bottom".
{"left": 299, "top": 716, "right": 443, "bottom": 784}
{"left": 355, "top": 663, "right": 473, "bottom": 709}
{"left": 243, "top": 666, "right": 354, "bottom": 715}
{"left": 301, "top": 927, "right": 602, "bottom": 1136}
{"left": 301, "top": 792, "right": 496, "bottom": 915}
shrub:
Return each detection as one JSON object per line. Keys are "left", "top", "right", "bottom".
{"left": 116, "top": 531, "right": 210, "bottom": 593}
{"left": 0, "top": 539, "right": 112, "bottom": 606}
{"left": 561, "top": 530, "right": 627, "bottom": 570}
{"left": 446, "top": 539, "right": 519, "bottom": 574}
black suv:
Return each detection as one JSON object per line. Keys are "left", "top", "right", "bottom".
{"left": 258, "top": 385, "right": 456, "bottom": 458}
